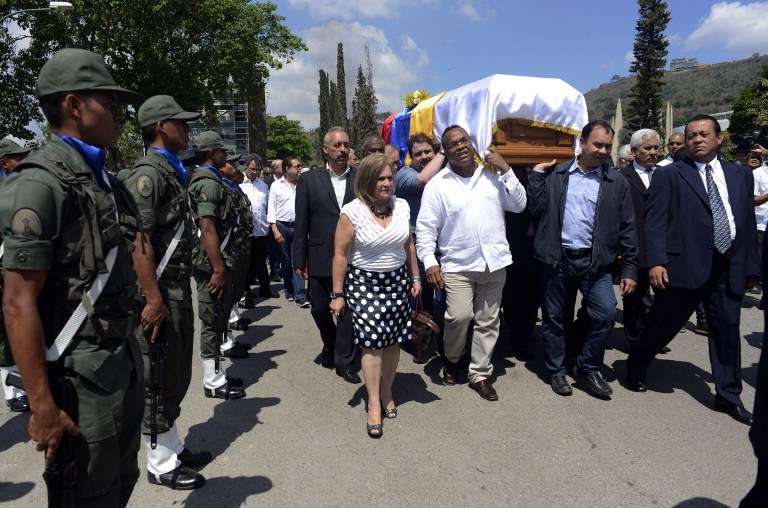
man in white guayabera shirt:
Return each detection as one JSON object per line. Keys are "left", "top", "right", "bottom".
{"left": 416, "top": 125, "right": 526, "bottom": 401}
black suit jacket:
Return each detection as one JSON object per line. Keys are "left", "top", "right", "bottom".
{"left": 620, "top": 165, "right": 650, "bottom": 268}
{"left": 644, "top": 157, "right": 760, "bottom": 294}
{"left": 293, "top": 167, "right": 356, "bottom": 277}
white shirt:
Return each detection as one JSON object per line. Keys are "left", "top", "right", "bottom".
{"left": 632, "top": 161, "right": 656, "bottom": 189}
{"left": 415, "top": 163, "right": 527, "bottom": 273}
{"left": 341, "top": 198, "right": 410, "bottom": 271}
{"left": 239, "top": 177, "right": 269, "bottom": 237}
{"left": 326, "top": 164, "right": 351, "bottom": 209}
{"left": 267, "top": 177, "right": 297, "bottom": 223}
{"left": 695, "top": 158, "right": 736, "bottom": 241}
{"left": 753, "top": 165, "right": 768, "bottom": 231}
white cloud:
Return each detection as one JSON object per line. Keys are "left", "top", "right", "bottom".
{"left": 266, "top": 22, "right": 429, "bottom": 129}
{"left": 456, "top": 0, "right": 482, "bottom": 21}
{"left": 685, "top": 2, "right": 768, "bottom": 56}
{"left": 624, "top": 50, "right": 635, "bottom": 68}
{"left": 285, "top": 0, "right": 434, "bottom": 21}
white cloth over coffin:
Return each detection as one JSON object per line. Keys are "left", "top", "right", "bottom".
{"left": 432, "top": 74, "right": 589, "bottom": 159}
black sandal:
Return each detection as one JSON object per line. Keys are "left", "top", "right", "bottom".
{"left": 367, "top": 422, "right": 383, "bottom": 438}
{"left": 382, "top": 404, "right": 397, "bottom": 419}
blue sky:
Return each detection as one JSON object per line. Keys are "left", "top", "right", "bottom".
{"left": 265, "top": 0, "right": 768, "bottom": 128}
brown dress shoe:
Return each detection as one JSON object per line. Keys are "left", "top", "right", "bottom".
{"left": 469, "top": 379, "right": 498, "bottom": 401}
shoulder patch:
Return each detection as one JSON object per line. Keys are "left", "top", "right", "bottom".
{"left": 137, "top": 174, "right": 154, "bottom": 198}
{"left": 199, "top": 192, "right": 208, "bottom": 202}
{"left": 11, "top": 208, "right": 43, "bottom": 238}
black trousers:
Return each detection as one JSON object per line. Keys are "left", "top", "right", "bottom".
{"left": 622, "top": 275, "right": 652, "bottom": 340}
{"left": 501, "top": 237, "right": 539, "bottom": 353}
{"left": 246, "top": 236, "right": 271, "bottom": 296}
{"left": 627, "top": 249, "right": 744, "bottom": 406}
{"left": 307, "top": 275, "right": 357, "bottom": 370}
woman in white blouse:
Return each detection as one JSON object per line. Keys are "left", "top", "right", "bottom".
{"left": 330, "top": 153, "right": 422, "bottom": 438}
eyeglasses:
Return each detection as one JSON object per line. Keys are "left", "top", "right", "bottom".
{"left": 444, "top": 137, "right": 472, "bottom": 151}
{"left": 288, "top": 164, "right": 302, "bottom": 168}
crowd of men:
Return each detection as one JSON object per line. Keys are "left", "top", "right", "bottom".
{"left": 0, "top": 47, "right": 766, "bottom": 506}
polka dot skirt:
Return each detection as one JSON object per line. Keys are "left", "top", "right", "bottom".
{"left": 345, "top": 264, "right": 413, "bottom": 349}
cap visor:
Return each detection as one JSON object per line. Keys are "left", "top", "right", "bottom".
{"left": 170, "top": 111, "right": 202, "bottom": 122}
{"left": 93, "top": 85, "right": 146, "bottom": 104}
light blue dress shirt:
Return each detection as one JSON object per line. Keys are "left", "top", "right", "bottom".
{"left": 561, "top": 162, "right": 603, "bottom": 250}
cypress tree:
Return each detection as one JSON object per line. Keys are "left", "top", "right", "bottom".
{"left": 625, "top": 0, "right": 671, "bottom": 138}
{"left": 318, "top": 69, "right": 332, "bottom": 149}
{"left": 336, "top": 43, "right": 348, "bottom": 129}
{"left": 350, "top": 46, "right": 379, "bottom": 152}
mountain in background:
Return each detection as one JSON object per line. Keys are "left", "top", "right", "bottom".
{"left": 584, "top": 54, "right": 768, "bottom": 128}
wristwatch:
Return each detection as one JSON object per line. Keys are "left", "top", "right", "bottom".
{"left": 329, "top": 291, "right": 344, "bottom": 299}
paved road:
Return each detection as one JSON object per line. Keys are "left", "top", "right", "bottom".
{"left": 0, "top": 285, "right": 763, "bottom": 507}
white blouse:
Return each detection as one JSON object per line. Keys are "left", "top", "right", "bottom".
{"left": 341, "top": 198, "right": 410, "bottom": 271}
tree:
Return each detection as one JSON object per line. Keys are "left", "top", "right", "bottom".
{"left": 625, "top": 0, "right": 671, "bottom": 138}
{"left": 729, "top": 64, "right": 768, "bottom": 147}
{"left": 335, "top": 42, "right": 348, "bottom": 129}
{"left": 349, "top": 46, "right": 378, "bottom": 152}
{"left": 318, "top": 69, "right": 332, "bottom": 148}
{"left": 0, "top": 0, "right": 306, "bottom": 141}
{"left": 265, "top": 114, "right": 312, "bottom": 162}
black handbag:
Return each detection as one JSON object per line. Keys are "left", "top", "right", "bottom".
{"left": 401, "top": 297, "right": 439, "bottom": 363}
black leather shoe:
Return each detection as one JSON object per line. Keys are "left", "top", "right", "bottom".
{"left": 575, "top": 368, "right": 613, "bottom": 397}
{"left": 178, "top": 448, "right": 213, "bottom": 469}
{"left": 232, "top": 321, "right": 249, "bottom": 331}
{"left": 320, "top": 349, "right": 333, "bottom": 368}
{"left": 233, "top": 340, "right": 253, "bottom": 351}
{"left": 221, "top": 346, "right": 248, "bottom": 359}
{"left": 238, "top": 317, "right": 253, "bottom": 326}
{"left": 625, "top": 377, "right": 647, "bottom": 392}
{"left": 237, "top": 298, "right": 255, "bottom": 309}
{"left": 714, "top": 395, "right": 753, "bottom": 425}
{"left": 336, "top": 368, "right": 361, "bottom": 384}
{"left": 6, "top": 395, "right": 30, "bottom": 412}
{"left": 442, "top": 362, "right": 458, "bottom": 386}
{"left": 550, "top": 374, "right": 572, "bottom": 396}
{"left": 147, "top": 464, "right": 205, "bottom": 490}
{"left": 694, "top": 322, "right": 709, "bottom": 336}
{"left": 259, "top": 290, "right": 280, "bottom": 298}
{"left": 226, "top": 375, "right": 243, "bottom": 387}
{"left": 204, "top": 383, "right": 246, "bottom": 400}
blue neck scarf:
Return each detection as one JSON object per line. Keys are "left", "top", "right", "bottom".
{"left": 199, "top": 164, "right": 221, "bottom": 179}
{"left": 152, "top": 147, "right": 188, "bottom": 187}
{"left": 0, "top": 171, "right": 7, "bottom": 179}
{"left": 57, "top": 135, "right": 110, "bottom": 192}
{"left": 222, "top": 177, "right": 237, "bottom": 190}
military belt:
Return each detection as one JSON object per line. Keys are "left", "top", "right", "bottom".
{"left": 160, "top": 265, "right": 193, "bottom": 280}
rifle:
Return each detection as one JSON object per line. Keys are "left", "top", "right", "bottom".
{"left": 147, "top": 327, "right": 166, "bottom": 450}
{"left": 43, "top": 362, "right": 78, "bottom": 508}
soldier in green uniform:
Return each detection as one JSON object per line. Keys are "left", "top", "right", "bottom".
{"left": 0, "top": 48, "right": 145, "bottom": 507}
{"left": 188, "top": 131, "right": 247, "bottom": 399}
{"left": 0, "top": 139, "right": 33, "bottom": 412}
{"left": 118, "top": 95, "right": 211, "bottom": 489}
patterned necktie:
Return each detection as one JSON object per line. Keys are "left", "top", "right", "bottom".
{"left": 647, "top": 168, "right": 654, "bottom": 186}
{"left": 705, "top": 164, "right": 731, "bottom": 253}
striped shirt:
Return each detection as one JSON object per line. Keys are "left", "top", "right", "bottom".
{"left": 341, "top": 198, "right": 410, "bottom": 271}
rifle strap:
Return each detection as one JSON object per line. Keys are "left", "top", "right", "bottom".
{"left": 46, "top": 246, "right": 119, "bottom": 362}
{"left": 155, "top": 222, "right": 185, "bottom": 278}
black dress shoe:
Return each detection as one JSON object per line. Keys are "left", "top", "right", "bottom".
{"left": 221, "top": 346, "right": 248, "bottom": 359}
{"left": 320, "top": 349, "right": 333, "bottom": 368}
{"left": 178, "top": 448, "right": 213, "bottom": 469}
{"left": 238, "top": 317, "right": 253, "bottom": 326}
{"left": 204, "top": 383, "right": 246, "bottom": 400}
{"left": 336, "top": 368, "right": 361, "bottom": 384}
{"left": 694, "top": 322, "right": 709, "bottom": 336}
{"left": 625, "top": 377, "right": 647, "bottom": 392}
{"left": 575, "top": 367, "right": 613, "bottom": 397}
{"left": 232, "top": 321, "right": 249, "bottom": 331}
{"left": 550, "top": 374, "right": 572, "bottom": 396}
{"left": 237, "top": 298, "right": 255, "bottom": 309}
{"left": 148, "top": 464, "right": 205, "bottom": 490}
{"left": 714, "top": 395, "right": 753, "bottom": 425}
{"left": 442, "top": 361, "right": 458, "bottom": 386}
{"left": 6, "top": 395, "right": 30, "bottom": 412}
{"left": 259, "top": 290, "right": 280, "bottom": 298}
{"left": 226, "top": 375, "right": 243, "bottom": 387}
{"left": 233, "top": 340, "right": 253, "bottom": 351}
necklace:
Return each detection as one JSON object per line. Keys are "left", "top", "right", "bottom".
{"left": 369, "top": 203, "right": 392, "bottom": 219}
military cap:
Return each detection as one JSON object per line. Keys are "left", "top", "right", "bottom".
{"left": 193, "top": 131, "right": 234, "bottom": 152}
{"left": 35, "top": 48, "right": 144, "bottom": 103}
{"left": 226, "top": 153, "right": 242, "bottom": 162}
{"left": 236, "top": 163, "right": 247, "bottom": 173}
{"left": 0, "top": 139, "right": 33, "bottom": 160}
{"left": 138, "top": 95, "right": 201, "bottom": 128}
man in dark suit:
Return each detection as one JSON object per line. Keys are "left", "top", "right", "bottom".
{"left": 626, "top": 114, "right": 760, "bottom": 425}
{"left": 620, "top": 128, "right": 661, "bottom": 342}
{"left": 293, "top": 126, "right": 360, "bottom": 384}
